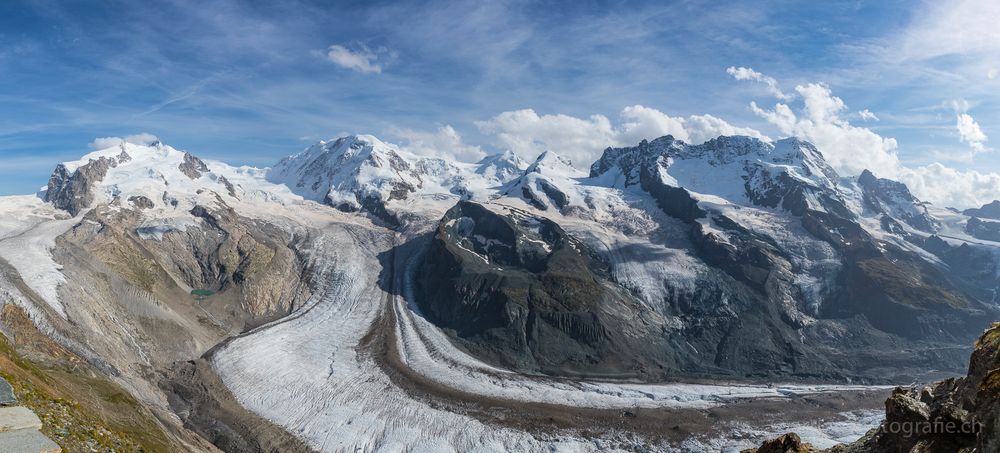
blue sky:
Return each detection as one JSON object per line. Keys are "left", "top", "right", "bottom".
{"left": 1, "top": 0, "right": 998, "bottom": 207}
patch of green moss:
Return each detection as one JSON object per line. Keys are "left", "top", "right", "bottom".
{"left": 0, "top": 334, "right": 173, "bottom": 452}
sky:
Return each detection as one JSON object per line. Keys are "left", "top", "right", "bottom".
{"left": 0, "top": 0, "right": 998, "bottom": 207}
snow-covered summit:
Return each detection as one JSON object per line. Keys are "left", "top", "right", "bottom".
{"left": 475, "top": 149, "right": 527, "bottom": 186}
{"left": 853, "top": 169, "right": 939, "bottom": 234}
{"left": 588, "top": 135, "right": 844, "bottom": 212}
{"left": 268, "top": 135, "right": 413, "bottom": 204}
{"left": 268, "top": 134, "right": 498, "bottom": 224}
{"left": 43, "top": 140, "right": 245, "bottom": 217}
{"left": 498, "top": 150, "right": 586, "bottom": 211}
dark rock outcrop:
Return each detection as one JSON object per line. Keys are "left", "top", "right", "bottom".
{"left": 963, "top": 200, "right": 1000, "bottom": 220}
{"left": 412, "top": 200, "right": 972, "bottom": 383}
{"left": 742, "top": 433, "right": 818, "bottom": 453}
{"left": 414, "top": 201, "right": 673, "bottom": 378}
{"left": 217, "top": 175, "right": 237, "bottom": 198}
{"left": 44, "top": 157, "right": 117, "bottom": 216}
{"left": 127, "top": 195, "right": 155, "bottom": 210}
{"left": 178, "top": 152, "right": 210, "bottom": 179}
{"left": 966, "top": 217, "right": 1000, "bottom": 242}
{"left": 857, "top": 169, "right": 938, "bottom": 234}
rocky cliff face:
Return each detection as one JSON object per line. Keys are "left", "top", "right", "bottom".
{"left": 857, "top": 169, "right": 939, "bottom": 234}
{"left": 44, "top": 152, "right": 129, "bottom": 216}
{"left": 412, "top": 198, "right": 982, "bottom": 382}
{"left": 966, "top": 217, "right": 1000, "bottom": 242}
{"left": 414, "top": 200, "right": 675, "bottom": 378}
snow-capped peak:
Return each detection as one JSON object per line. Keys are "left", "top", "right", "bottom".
{"left": 475, "top": 150, "right": 527, "bottom": 185}
{"left": 525, "top": 150, "right": 583, "bottom": 176}
{"left": 497, "top": 150, "right": 586, "bottom": 211}
{"left": 43, "top": 140, "right": 245, "bottom": 217}
{"left": 267, "top": 134, "right": 497, "bottom": 224}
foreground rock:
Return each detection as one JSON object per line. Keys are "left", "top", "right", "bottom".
{"left": 744, "top": 322, "right": 1000, "bottom": 452}
{"left": 0, "top": 378, "right": 60, "bottom": 453}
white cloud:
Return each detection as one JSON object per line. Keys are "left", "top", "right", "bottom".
{"left": 899, "top": 164, "right": 1000, "bottom": 209}
{"left": 894, "top": 0, "right": 1000, "bottom": 63}
{"left": 956, "top": 113, "right": 988, "bottom": 151}
{"left": 726, "top": 66, "right": 794, "bottom": 101}
{"left": 989, "top": 68, "right": 998, "bottom": 79}
{"left": 682, "top": 114, "right": 771, "bottom": 144}
{"left": 475, "top": 109, "right": 617, "bottom": 166}
{"left": 751, "top": 83, "right": 900, "bottom": 177}
{"left": 951, "top": 98, "right": 971, "bottom": 113}
{"left": 392, "top": 125, "right": 486, "bottom": 163}
{"left": 858, "top": 109, "right": 879, "bottom": 121}
{"left": 744, "top": 74, "right": 998, "bottom": 208}
{"left": 88, "top": 133, "right": 159, "bottom": 149}
{"left": 475, "top": 106, "right": 768, "bottom": 166}
{"left": 950, "top": 99, "right": 988, "bottom": 152}
{"left": 618, "top": 105, "right": 688, "bottom": 144}
{"left": 322, "top": 44, "right": 388, "bottom": 74}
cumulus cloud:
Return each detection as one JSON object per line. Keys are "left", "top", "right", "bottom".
{"left": 956, "top": 113, "right": 988, "bottom": 151}
{"left": 858, "top": 109, "right": 879, "bottom": 121}
{"left": 392, "top": 125, "right": 486, "bottom": 162}
{"left": 475, "top": 109, "right": 617, "bottom": 167}
{"left": 751, "top": 83, "right": 900, "bottom": 176}
{"left": 744, "top": 75, "right": 998, "bottom": 208}
{"left": 618, "top": 105, "right": 687, "bottom": 145}
{"left": 322, "top": 44, "right": 390, "bottom": 73}
{"left": 950, "top": 100, "right": 988, "bottom": 152}
{"left": 88, "top": 133, "right": 159, "bottom": 149}
{"left": 726, "top": 66, "right": 794, "bottom": 101}
{"left": 475, "top": 106, "right": 768, "bottom": 166}
{"left": 899, "top": 164, "right": 1000, "bottom": 209}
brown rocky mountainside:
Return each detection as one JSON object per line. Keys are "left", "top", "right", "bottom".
{"left": 744, "top": 322, "right": 1000, "bottom": 453}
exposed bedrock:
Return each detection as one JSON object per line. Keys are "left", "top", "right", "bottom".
{"left": 411, "top": 201, "right": 976, "bottom": 383}
{"left": 413, "top": 200, "right": 676, "bottom": 379}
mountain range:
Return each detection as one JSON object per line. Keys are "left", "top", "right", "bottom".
{"left": 1, "top": 133, "right": 998, "bottom": 451}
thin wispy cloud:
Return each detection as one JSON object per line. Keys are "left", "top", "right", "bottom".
{"left": 321, "top": 44, "right": 390, "bottom": 74}
{"left": 727, "top": 66, "right": 794, "bottom": 101}
{"left": 858, "top": 109, "right": 879, "bottom": 121}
